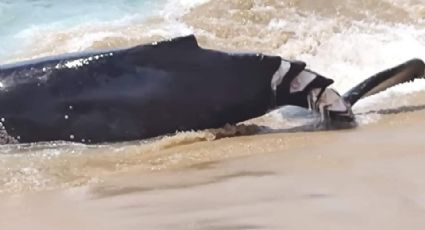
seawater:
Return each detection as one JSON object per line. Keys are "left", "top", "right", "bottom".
{"left": 0, "top": 0, "right": 424, "bottom": 193}
{"left": 0, "top": 0, "right": 169, "bottom": 60}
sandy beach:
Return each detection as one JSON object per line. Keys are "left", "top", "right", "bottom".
{"left": 1, "top": 107, "right": 424, "bottom": 230}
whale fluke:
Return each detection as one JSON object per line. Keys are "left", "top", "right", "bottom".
{"left": 343, "top": 58, "right": 425, "bottom": 106}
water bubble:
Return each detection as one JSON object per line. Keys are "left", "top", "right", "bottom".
{"left": 70, "top": 135, "right": 75, "bottom": 140}
{"left": 69, "top": 105, "right": 73, "bottom": 110}
{"left": 64, "top": 115, "right": 69, "bottom": 120}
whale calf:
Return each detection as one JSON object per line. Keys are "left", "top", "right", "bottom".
{"left": 0, "top": 35, "right": 424, "bottom": 144}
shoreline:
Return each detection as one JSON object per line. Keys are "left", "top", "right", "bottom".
{"left": 1, "top": 109, "right": 425, "bottom": 229}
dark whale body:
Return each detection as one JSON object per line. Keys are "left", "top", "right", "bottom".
{"left": 0, "top": 35, "right": 423, "bottom": 144}
{"left": 0, "top": 35, "right": 314, "bottom": 143}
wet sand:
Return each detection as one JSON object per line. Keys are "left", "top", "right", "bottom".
{"left": 1, "top": 109, "right": 425, "bottom": 230}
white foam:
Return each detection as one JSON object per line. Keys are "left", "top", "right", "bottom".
{"left": 262, "top": 5, "right": 425, "bottom": 124}
{"left": 1, "top": 0, "right": 210, "bottom": 63}
{"left": 288, "top": 21, "right": 425, "bottom": 117}
{"left": 278, "top": 20, "right": 423, "bottom": 84}
{"left": 161, "top": 0, "right": 210, "bottom": 19}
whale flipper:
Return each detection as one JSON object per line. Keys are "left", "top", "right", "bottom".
{"left": 343, "top": 58, "right": 425, "bottom": 106}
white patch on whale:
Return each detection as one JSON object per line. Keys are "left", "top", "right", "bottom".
{"left": 290, "top": 70, "right": 317, "bottom": 93}
{"left": 271, "top": 60, "right": 291, "bottom": 90}
{"left": 317, "top": 88, "right": 350, "bottom": 112}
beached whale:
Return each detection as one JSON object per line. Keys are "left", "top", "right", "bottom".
{"left": 0, "top": 35, "right": 424, "bottom": 144}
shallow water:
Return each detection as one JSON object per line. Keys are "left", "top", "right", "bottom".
{"left": 0, "top": 0, "right": 164, "bottom": 58}
{"left": 0, "top": 2, "right": 425, "bottom": 226}
{"left": 2, "top": 109, "right": 425, "bottom": 230}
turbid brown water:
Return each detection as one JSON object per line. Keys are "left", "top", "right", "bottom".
{"left": 1, "top": 108, "right": 425, "bottom": 230}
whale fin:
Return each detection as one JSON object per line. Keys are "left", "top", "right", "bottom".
{"left": 343, "top": 58, "right": 425, "bottom": 106}
{"left": 155, "top": 34, "right": 200, "bottom": 48}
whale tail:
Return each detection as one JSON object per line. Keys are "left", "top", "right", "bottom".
{"left": 343, "top": 58, "right": 425, "bottom": 106}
